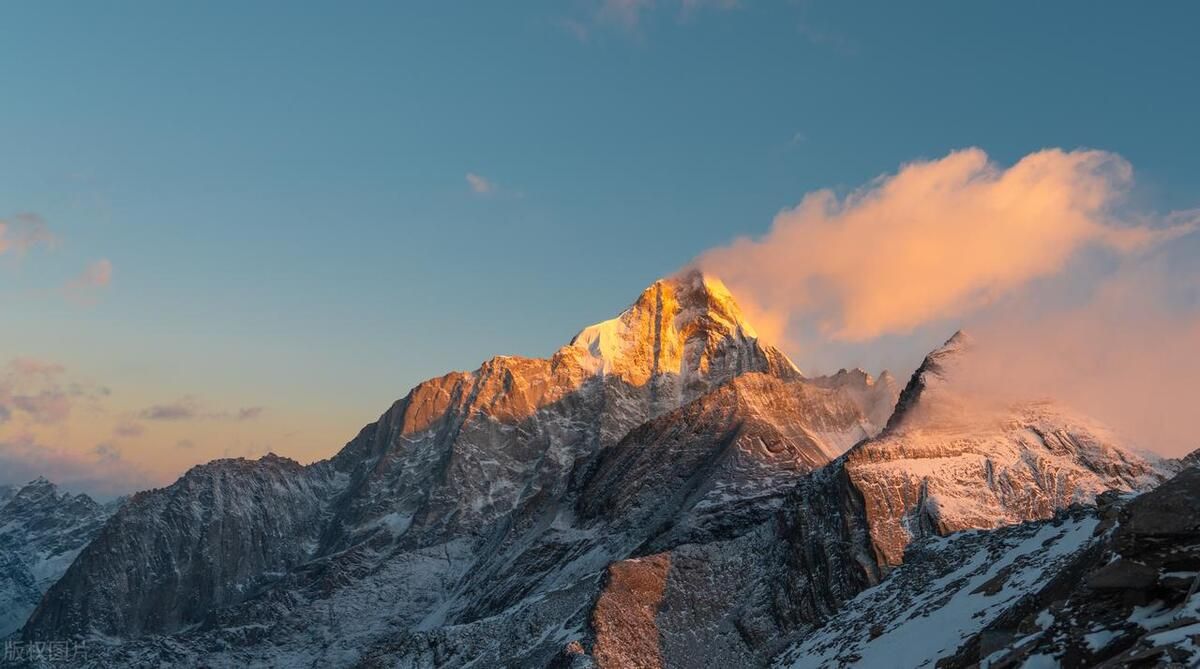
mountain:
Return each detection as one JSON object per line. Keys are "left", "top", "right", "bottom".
{"left": 842, "top": 332, "right": 1162, "bottom": 566}
{"left": 18, "top": 272, "right": 885, "bottom": 665}
{"left": 10, "top": 277, "right": 1175, "bottom": 667}
{"left": 556, "top": 332, "right": 1168, "bottom": 667}
{"left": 0, "top": 479, "right": 118, "bottom": 638}
{"left": 773, "top": 462, "right": 1200, "bottom": 668}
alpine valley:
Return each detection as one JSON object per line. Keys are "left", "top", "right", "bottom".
{"left": 4, "top": 271, "right": 1199, "bottom": 668}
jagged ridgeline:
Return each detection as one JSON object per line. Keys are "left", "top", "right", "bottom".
{"left": 5, "top": 271, "right": 1190, "bottom": 668}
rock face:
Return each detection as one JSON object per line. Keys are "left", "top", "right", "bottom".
{"left": 11, "top": 280, "right": 1177, "bottom": 668}
{"left": 19, "top": 272, "right": 880, "bottom": 666}
{"left": 971, "top": 465, "right": 1200, "bottom": 668}
{"left": 808, "top": 368, "right": 900, "bottom": 435}
{"left": 771, "top": 464, "right": 1200, "bottom": 669}
{"left": 843, "top": 333, "right": 1163, "bottom": 566}
{"left": 590, "top": 554, "right": 672, "bottom": 668}
{"left": 24, "top": 456, "right": 340, "bottom": 638}
{"left": 559, "top": 333, "right": 1167, "bottom": 668}
{"left": 773, "top": 505, "right": 1106, "bottom": 669}
{"left": 0, "top": 479, "right": 118, "bottom": 637}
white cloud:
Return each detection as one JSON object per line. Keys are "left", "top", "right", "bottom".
{"left": 466, "top": 172, "right": 496, "bottom": 195}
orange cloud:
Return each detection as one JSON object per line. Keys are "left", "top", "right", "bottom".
{"left": 697, "top": 148, "right": 1196, "bottom": 342}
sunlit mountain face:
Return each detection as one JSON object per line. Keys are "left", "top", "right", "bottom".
{"left": 5, "top": 273, "right": 1196, "bottom": 668}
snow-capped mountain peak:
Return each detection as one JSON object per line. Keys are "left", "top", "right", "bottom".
{"left": 566, "top": 268, "right": 798, "bottom": 388}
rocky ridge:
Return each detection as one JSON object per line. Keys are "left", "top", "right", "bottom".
{"left": 0, "top": 479, "right": 118, "bottom": 638}
{"left": 6, "top": 277, "right": 1178, "bottom": 668}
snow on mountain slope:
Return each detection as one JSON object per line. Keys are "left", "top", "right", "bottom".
{"left": 18, "top": 271, "right": 861, "bottom": 667}
{"left": 24, "top": 455, "right": 340, "bottom": 639}
{"left": 568, "top": 272, "right": 799, "bottom": 394}
{"left": 554, "top": 334, "right": 1169, "bottom": 668}
{"left": 577, "top": 371, "right": 881, "bottom": 548}
{"left": 976, "top": 466, "right": 1200, "bottom": 668}
{"left": 775, "top": 507, "right": 1104, "bottom": 669}
{"left": 0, "top": 479, "right": 118, "bottom": 637}
{"left": 845, "top": 331, "right": 1166, "bottom": 566}
{"left": 321, "top": 269, "right": 800, "bottom": 549}
{"left": 808, "top": 368, "right": 900, "bottom": 440}
{"left": 774, "top": 464, "right": 1200, "bottom": 669}
{"left": 13, "top": 296, "right": 1171, "bottom": 668}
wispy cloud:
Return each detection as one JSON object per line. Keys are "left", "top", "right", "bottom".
{"left": 563, "top": 0, "right": 738, "bottom": 40}
{"left": 64, "top": 258, "right": 113, "bottom": 304}
{"left": 112, "top": 420, "right": 144, "bottom": 438}
{"left": 139, "top": 396, "right": 266, "bottom": 422}
{"left": 560, "top": 18, "right": 592, "bottom": 42}
{"left": 92, "top": 441, "right": 121, "bottom": 464}
{"left": 955, "top": 264, "right": 1200, "bottom": 457}
{"left": 0, "top": 359, "right": 101, "bottom": 427}
{"left": 466, "top": 172, "right": 497, "bottom": 195}
{"left": 0, "top": 433, "right": 153, "bottom": 499}
{"left": 0, "top": 359, "right": 268, "bottom": 497}
{"left": 0, "top": 213, "right": 57, "bottom": 257}
{"left": 236, "top": 406, "right": 264, "bottom": 421}
{"left": 599, "top": 0, "right": 652, "bottom": 30}
{"left": 7, "top": 358, "right": 65, "bottom": 378}
{"left": 139, "top": 398, "right": 199, "bottom": 421}
{"left": 11, "top": 391, "right": 72, "bottom": 425}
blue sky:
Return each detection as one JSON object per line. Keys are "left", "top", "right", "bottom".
{"left": 2, "top": 1, "right": 1198, "bottom": 492}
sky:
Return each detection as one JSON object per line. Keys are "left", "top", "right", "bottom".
{"left": 2, "top": 1, "right": 1199, "bottom": 496}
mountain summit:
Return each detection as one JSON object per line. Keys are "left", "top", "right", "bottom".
{"left": 567, "top": 269, "right": 799, "bottom": 408}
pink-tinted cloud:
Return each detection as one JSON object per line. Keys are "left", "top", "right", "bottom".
{"left": 0, "top": 434, "right": 155, "bottom": 499}
{"left": 697, "top": 148, "right": 1197, "bottom": 343}
{"left": 0, "top": 213, "right": 57, "bottom": 256}
{"left": 64, "top": 258, "right": 113, "bottom": 304}
{"left": 0, "top": 359, "right": 78, "bottom": 425}
{"left": 938, "top": 263, "right": 1200, "bottom": 457}
{"left": 7, "top": 358, "right": 65, "bottom": 378}
{"left": 11, "top": 390, "right": 72, "bottom": 424}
